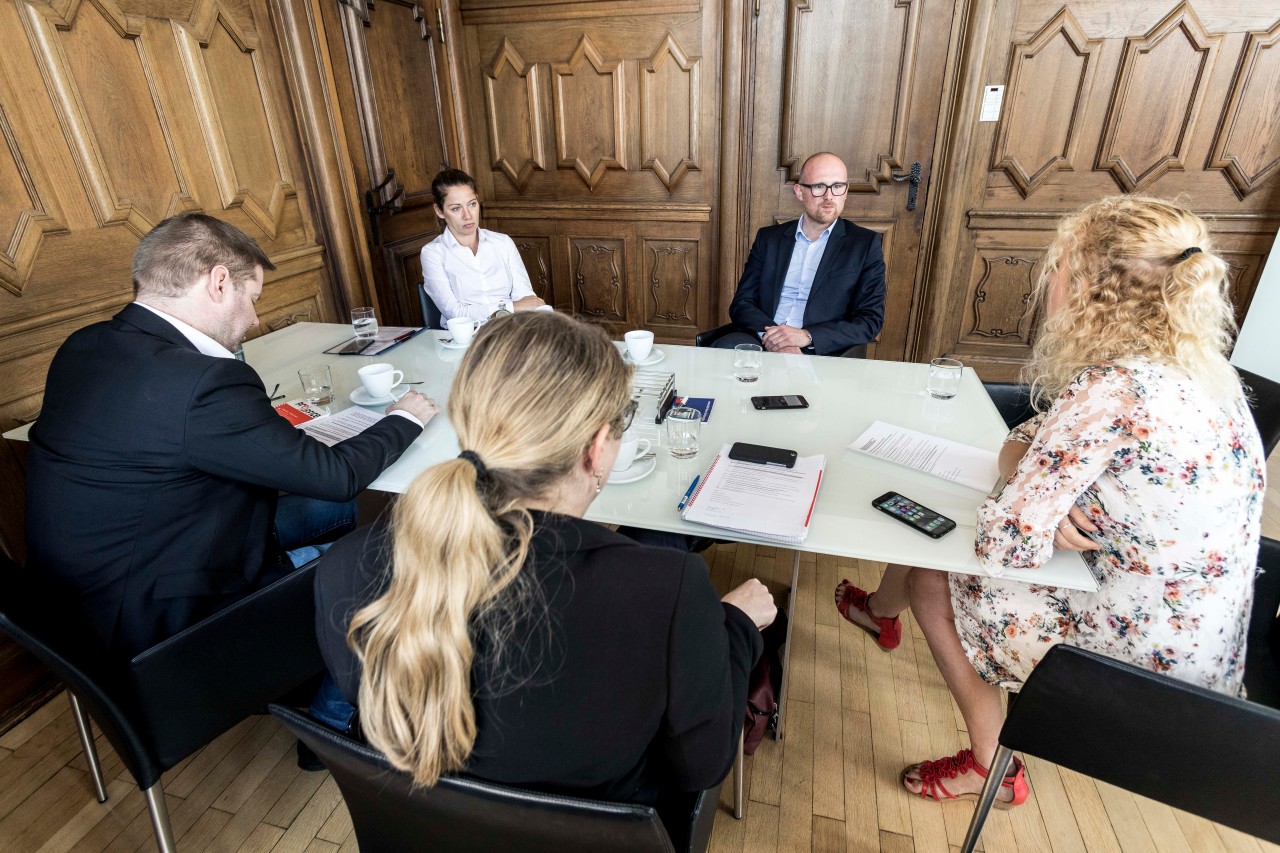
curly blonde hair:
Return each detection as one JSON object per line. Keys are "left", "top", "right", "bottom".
{"left": 347, "top": 312, "right": 633, "bottom": 787}
{"left": 1025, "top": 195, "right": 1241, "bottom": 409}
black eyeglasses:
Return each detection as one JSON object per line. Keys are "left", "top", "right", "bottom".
{"left": 615, "top": 399, "right": 638, "bottom": 433}
{"left": 798, "top": 182, "right": 849, "bottom": 197}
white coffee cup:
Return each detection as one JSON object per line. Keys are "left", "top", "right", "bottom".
{"left": 358, "top": 363, "right": 404, "bottom": 399}
{"left": 624, "top": 330, "right": 654, "bottom": 362}
{"left": 447, "top": 317, "right": 480, "bottom": 345}
{"left": 612, "top": 429, "right": 653, "bottom": 472}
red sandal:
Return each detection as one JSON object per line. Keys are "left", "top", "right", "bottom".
{"left": 834, "top": 579, "right": 901, "bottom": 651}
{"left": 900, "top": 748, "right": 1029, "bottom": 808}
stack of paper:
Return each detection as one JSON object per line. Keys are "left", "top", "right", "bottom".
{"left": 680, "top": 444, "right": 826, "bottom": 544}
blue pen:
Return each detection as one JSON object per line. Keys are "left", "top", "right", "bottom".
{"left": 677, "top": 475, "right": 701, "bottom": 510}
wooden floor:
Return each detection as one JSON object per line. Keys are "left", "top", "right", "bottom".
{"left": 1, "top": 451, "right": 1278, "bottom": 852}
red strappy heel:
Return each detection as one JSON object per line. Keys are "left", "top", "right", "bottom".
{"left": 834, "top": 580, "right": 901, "bottom": 651}
{"left": 901, "top": 748, "right": 1029, "bottom": 808}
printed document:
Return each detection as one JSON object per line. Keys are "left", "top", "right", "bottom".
{"left": 850, "top": 420, "right": 999, "bottom": 492}
{"left": 680, "top": 444, "right": 825, "bottom": 543}
{"left": 300, "top": 406, "right": 385, "bottom": 447}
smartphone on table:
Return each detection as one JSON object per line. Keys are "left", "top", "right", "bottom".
{"left": 751, "top": 395, "right": 808, "bottom": 410}
{"left": 728, "top": 442, "right": 798, "bottom": 468}
{"left": 872, "top": 492, "right": 956, "bottom": 539}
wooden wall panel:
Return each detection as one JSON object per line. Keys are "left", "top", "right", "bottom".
{"left": 0, "top": 0, "right": 340, "bottom": 424}
{"left": 919, "top": 0, "right": 1280, "bottom": 381}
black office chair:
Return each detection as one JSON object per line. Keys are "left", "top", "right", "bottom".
{"left": 1246, "top": 536, "right": 1280, "bottom": 709}
{"left": 418, "top": 284, "right": 443, "bottom": 330}
{"left": 960, "top": 643, "right": 1280, "bottom": 852}
{"left": 1238, "top": 366, "right": 1280, "bottom": 457}
{"left": 0, "top": 555, "right": 325, "bottom": 852}
{"left": 271, "top": 704, "right": 720, "bottom": 853}
{"left": 693, "top": 323, "right": 866, "bottom": 358}
{"left": 981, "top": 382, "right": 1037, "bottom": 430}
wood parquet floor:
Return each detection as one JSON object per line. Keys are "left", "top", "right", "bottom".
{"left": 2, "top": 451, "right": 1278, "bottom": 852}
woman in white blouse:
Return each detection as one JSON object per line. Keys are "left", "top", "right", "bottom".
{"left": 420, "top": 169, "right": 546, "bottom": 324}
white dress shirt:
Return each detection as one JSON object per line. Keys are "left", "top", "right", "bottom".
{"left": 420, "top": 227, "right": 535, "bottom": 323}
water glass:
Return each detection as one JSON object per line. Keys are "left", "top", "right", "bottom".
{"left": 665, "top": 406, "right": 702, "bottom": 459}
{"left": 733, "top": 343, "right": 763, "bottom": 383}
{"left": 351, "top": 307, "right": 378, "bottom": 340}
{"left": 298, "top": 364, "right": 335, "bottom": 405}
{"left": 927, "top": 357, "right": 963, "bottom": 400}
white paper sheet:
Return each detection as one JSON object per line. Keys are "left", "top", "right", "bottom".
{"left": 849, "top": 420, "right": 999, "bottom": 492}
{"left": 300, "top": 406, "right": 386, "bottom": 447}
{"left": 681, "top": 444, "right": 826, "bottom": 543}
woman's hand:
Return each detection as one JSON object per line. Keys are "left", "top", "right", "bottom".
{"left": 722, "top": 578, "right": 777, "bottom": 629}
{"left": 513, "top": 295, "right": 546, "bottom": 311}
{"left": 1053, "top": 504, "right": 1101, "bottom": 551}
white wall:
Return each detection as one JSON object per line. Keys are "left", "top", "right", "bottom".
{"left": 1232, "top": 231, "right": 1280, "bottom": 384}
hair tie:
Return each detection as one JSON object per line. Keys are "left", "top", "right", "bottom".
{"left": 1178, "top": 247, "right": 1202, "bottom": 261}
{"left": 457, "top": 450, "right": 490, "bottom": 484}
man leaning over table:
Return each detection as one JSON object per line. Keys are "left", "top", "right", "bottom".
{"left": 25, "top": 213, "right": 439, "bottom": 661}
{"left": 717, "top": 152, "right": 886, "bottom": 356}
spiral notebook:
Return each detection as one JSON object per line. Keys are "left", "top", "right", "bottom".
{"left": 679, "top": 444, "right": 826, "bottom": 544}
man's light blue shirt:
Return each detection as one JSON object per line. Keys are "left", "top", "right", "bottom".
{"left": 771, "top": 216, "right": 837, "bottom": 329}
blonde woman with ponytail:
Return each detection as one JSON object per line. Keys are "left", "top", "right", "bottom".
{"left": 314, "top": 311, "right": 774, "bottom": 827}
{"left": 832, "top": 196, "right": 1265, "bottom": 808}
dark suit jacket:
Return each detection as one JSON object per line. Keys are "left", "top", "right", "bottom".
{"left": 728, "top": 218, "right": 886, "bottom": 355}
{"left": 315, "top": 513, "right": 762, "bottom": 808}
{"left": 25, "top": 303, "right": 423, "bottom": 656}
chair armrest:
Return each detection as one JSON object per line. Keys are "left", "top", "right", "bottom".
{"left": 694, "top": 323, "right": 737, "bottom": 348}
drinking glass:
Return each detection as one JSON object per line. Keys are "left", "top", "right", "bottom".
{"left": 298, "top": 364, "right": 335, "bottom": 405}
{"left": 351, "top": 307, "right": 378, "bottom": 341}
{"left": 665, "top": 406, "right": 702, "bottom": 459}
{"left": 733, "top": 343, "right": 763, "bottom": 383}
{"left": 927, "top": 357, "right": 963, "bottom": 400}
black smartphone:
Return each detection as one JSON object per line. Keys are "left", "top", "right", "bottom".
{"left": 728, "top": 442, "right": 798, "bottom": 468}
{"left": 332, "top": 338, "right": 372, "bottom": 355}
{"left": 751, "top": 394, "right": 809, "bottom": 410}
{"left": 871, "top": 492, "right": 956, "bottom": 539}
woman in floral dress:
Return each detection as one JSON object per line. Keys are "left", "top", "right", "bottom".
{"left": 834, "top": 196, "right": 1266, "bottom": 807}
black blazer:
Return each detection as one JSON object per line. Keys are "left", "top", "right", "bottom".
{"left": 728, "top": 218, "right": 886, "bottom": 355}
{"left": 315, "top": 513, "right": 763, "bottom": 807}
{"left": 25, "top": 303, "right": 423, "bottom": 656}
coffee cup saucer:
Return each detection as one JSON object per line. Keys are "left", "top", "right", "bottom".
{"left": 350, "top": 384, "right": 406, "bottom": 406}
{"left": 439, "top": 337, "right": 471, "bottom": 350}
{"left": 624, "top": 348, "right": 664, "bottom": 367}
{"left": 607, "top": 454, "right": 657, "bottom": 485}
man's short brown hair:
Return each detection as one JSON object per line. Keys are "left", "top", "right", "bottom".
{"left": 132, "top": 214, "right": 275, "bottom": 299}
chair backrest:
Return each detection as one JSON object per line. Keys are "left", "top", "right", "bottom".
{"left": 419, "top": 284, "right": 443, "bottom": 330}
{"left": 0, "top": 552, "right": 158, "bottom": 785}
{"left": 1238, "top": 366, "right": 1280, "bottom": 457}
{"left": 1001, "top": 644, "right": 1280, "bottom": 844}
{"left": 271, "top": 704, "right": 680, "bottom": 853}
{"left": 1246, "top": 536, "right": 1280, "bottom": 709}
{"left": 981, "top": 382, "right": 1036, "bottom": 430}
{"left": 130, "top": 560, "right": 325, "bottom": 769}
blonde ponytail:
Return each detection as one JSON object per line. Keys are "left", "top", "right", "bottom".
{"left": 348, "top": 312, "right": 632, "bottom": 786}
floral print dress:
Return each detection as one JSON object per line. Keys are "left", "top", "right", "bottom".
{"left": 955, "top": 359, "right": 1265, "bottom": 695}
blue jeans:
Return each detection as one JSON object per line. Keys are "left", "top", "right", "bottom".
{"left": 273, "top": 495, "right": 360, "bottom": 732}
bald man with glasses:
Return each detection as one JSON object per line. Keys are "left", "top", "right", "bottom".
{"left": 718, "top": 152, "right": 886, "bottom": 357}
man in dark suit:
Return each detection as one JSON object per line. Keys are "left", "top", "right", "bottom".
{"left": 26, "top": 213, "right": 439, "bottom": 657}
{"left": 720, "top": 152, "right": 886, "bottom": 356}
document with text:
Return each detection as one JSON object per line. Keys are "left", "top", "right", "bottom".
{"left": 850, "top": 420, "right": 999, "bottom": 492}
{"left": 299, "top": 406, "right": 385, "bottom": 447}
{"left": 680, "top": 444, "right": 825, "bottom": 543}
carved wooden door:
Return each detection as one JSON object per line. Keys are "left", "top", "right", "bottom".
{"left": 738, "top": 0, "right": 955, "bottom": 362}
{"left": 918, "top": 0, "right": 1280, "bottom": 380}
{"left": 323, "top": 0, "right": 463, "bottom": 326}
